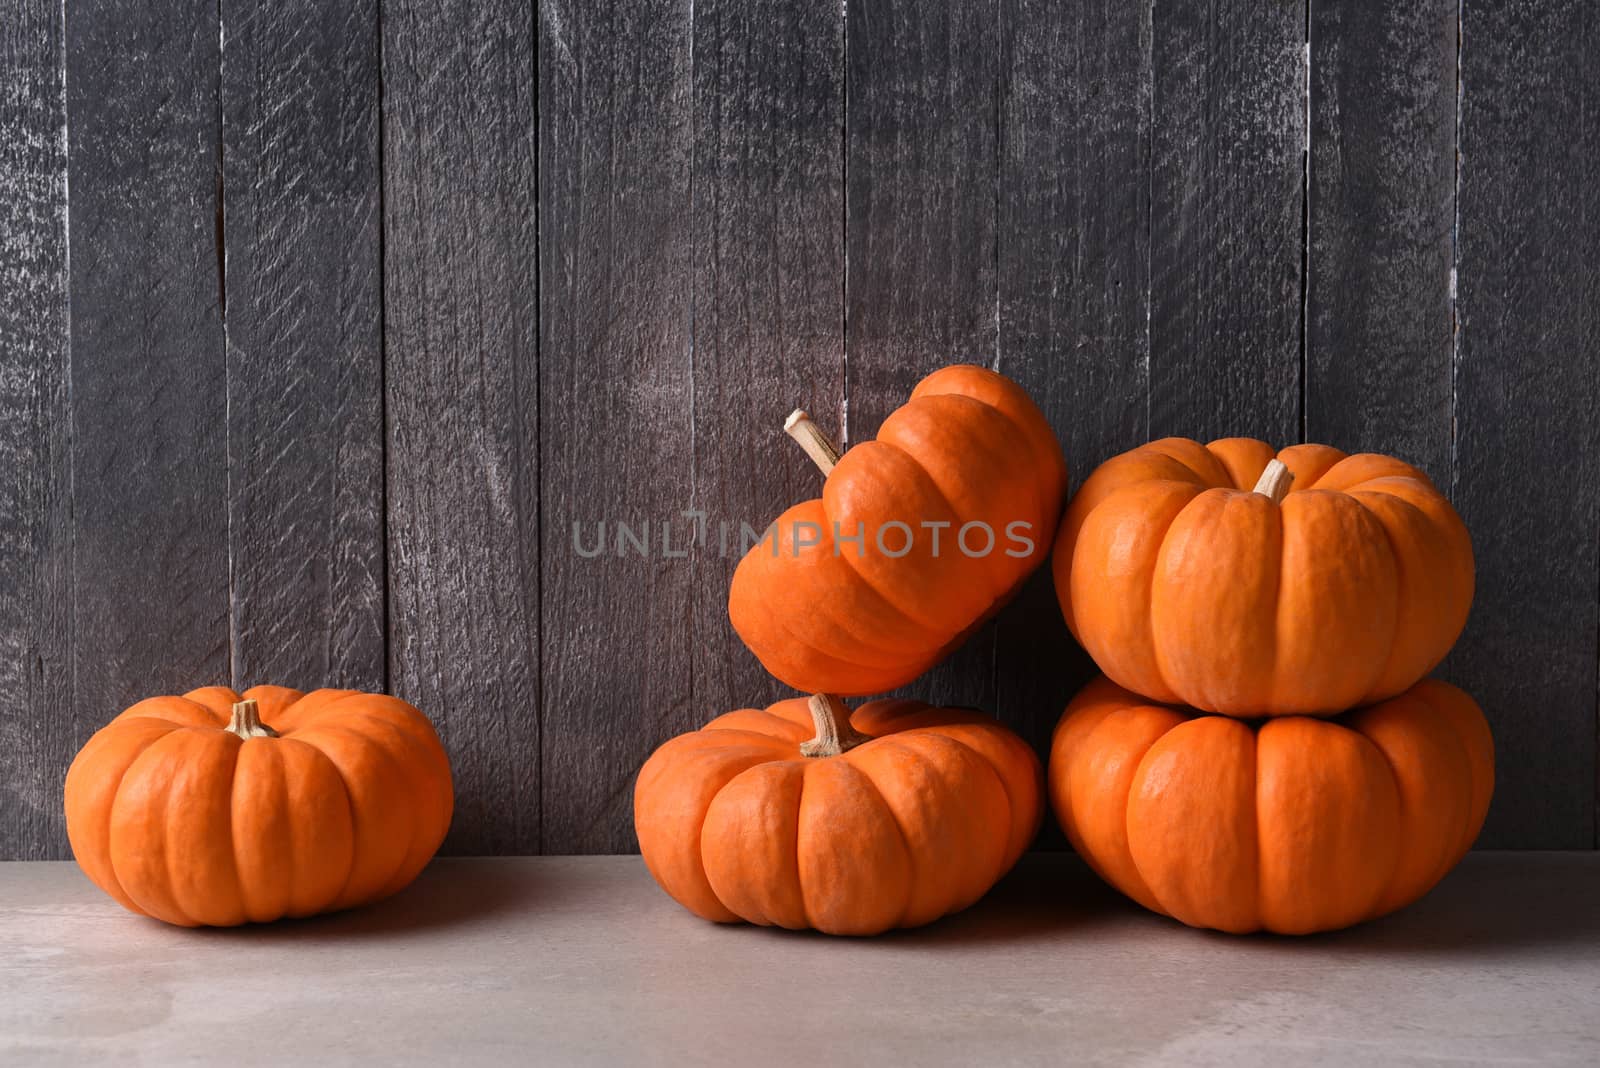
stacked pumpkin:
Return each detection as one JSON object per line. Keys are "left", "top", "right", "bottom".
{"left": 635, "top": 366, "right": 1064, "bottom": 935}
{"left": 1050, "top": 439, "right": 1490, "bottom": 933}
{"left": 636, "top": 369, "right": 1492, "bottom": 937}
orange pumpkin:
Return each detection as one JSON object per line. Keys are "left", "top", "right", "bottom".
{"left": 729, "top": 365, "right": 1067, "bottom": 696}
{"left": 64, "top": 685, "right": 453, "bottom": 926}
{"left": 635, "top": 694, "right": 1042, "bottom": 935}
{"left": 1053, "top": 438, "right": 1473, "bottom": 716}
{"left": 1051, "top": 675, "right": 1493, "bottom": 935}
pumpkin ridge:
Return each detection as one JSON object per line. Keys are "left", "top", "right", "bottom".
{"left": 1344, "top": 491, "right": 1414, "bottom": 705}
{"left": 788, "top": 762, "right": 813, "bottom": 930}
{"left": 74, "top": 723, "right": 179, "bottom": 915}
{"left": 911, "top": 364, "right": 1067, "bottom": 504}
{"left": 219, "top": 736, "right": 254, "bottom": 923}
{"left": 182, "top": 731, "right": 254, "bottom": 925}
{"left": 873, "top": 432, "right": 1018, "bottom": 601}
{"left": 1100, "top": 708, "right": 1180, "bottom": 916}
{"left": 1149, "top": 440, "right": 1232, "bottom": 487}
{"left": 824, "top": 509, "right": 964, "bottom": 640}
{"left": 112, "top": 695, "right": 226, "bottom": 730}
{"left": 837, "top": 437, "right": 1002, "bottom": 632}
{"left": 112, "top": 714, "right": 211, "bottom": 733}
{"left": 967, "top": 391, "right": 1065, "bottom": 514}
{"left": 1203, "top": 439, "right": 1279, "bottom": 491}
{"left": 346, "top": 713, "right": 454, "bottom": 901}
{"left": 282, "top": 738, "right": 359, "bottom": 916}
{"left": 1274, "top": 444, "right": 1350, "bottom": 489}
{"left": 1263, "top": 496, "right": 1292, "bottom": 712}
{"left": 898, "top": 725, "right": 1025, "bottom": 870}
{"left": 696, "top": 725, "right": 806, "bottom": 749}
{"left": 822, "top": 527, "right": 956, "bottom": 644}
{"left": 305, "top": 727, "right": 387, "bottom": 910}
{"left": 106, "top": 729, "right": 201, "bottom": 925}
{"left": 761, "top": 555, "right": 944, "bottom": 665}
{"left": 636, "top": 739, "right": 766, "bottom": 923}
{"left": 1244, "top": 723, "right": 1264, "bottom": 933}
{"left": 1146, "top": 492, "right": 1209, "bottom": 708}
{"left": 918, "top": 390, "right": 1055, "bottom": 547}
{"left": 851, "top": 438, "right": 1011, "bottom": 626}
{"left": 157, "top": 738, "right": 205, "bottom": 926}
{"left": 233, "top": 739, "right": 291, "bottom": 921}
{"left": 838, "top": 742, "right": 923, "bottom": 929}
{"left": 1402, "top": 683, "right": 1489, "bottom": 870}
{"left": 896, "top": 428, "right": 1030, "bottom": 601}
{"left": 764, "top": 610, "right": 918, "bottom": 685}
{"left": 1339, "top": 712, "right": 1418, "bottom": 923}
{"left": 1128, "top": 718, "right": 1262, "bottom": 931}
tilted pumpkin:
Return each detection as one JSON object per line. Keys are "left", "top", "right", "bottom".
{"left": 634, "top": 694, "right": 1042, "bottom": 935}
{"left": 1051, "top": 675, "right": 1493, "bottom": 935}
{"left": 1053, "top": 438, "right": 1473, "bottom": 717}
{"left": 730, "top": 365, "right": 1068, "bottom": 696}
{"left": 65, "top": 685, "right": 453, "bottom": 926}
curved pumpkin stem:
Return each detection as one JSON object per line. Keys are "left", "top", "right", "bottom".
{"left": 784, "top": 409, "right": 841, "bottom": 476}
{"left": 1251, "top": 459, "right": 1294, "bottom": 504}
{"left": 800, "top": 694, "right": 871, "bottom": 758}
{"left": 225, "top": 698, "right": 279, "bottom": 740}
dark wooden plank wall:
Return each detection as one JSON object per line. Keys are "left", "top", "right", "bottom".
{"left": 1451, "top": 0, "right": 1597, "bottom": 849}
{"left": 386, "top": 0, "right": 541, "bottom": 854}
{"left": 1, "top": 0, "right": 1595, "bottom": 856}
{"left": 0, "top": 0, "right": 72, "bottom": 859}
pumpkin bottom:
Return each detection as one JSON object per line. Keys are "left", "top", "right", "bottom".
{"left": 1051, "top": 677, "right": 1494, "bottom": 936}
{"left": 636, "top": 697, "right": 1045, "bottom": 936}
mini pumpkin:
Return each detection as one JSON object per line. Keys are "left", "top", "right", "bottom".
{"left": 1051, "top": 675, "right": 1493, "bottom": 935}
{"left": 635, "top": 694, "right": 1042, "bottom": 935}
{"left": 65, "top": 685, "right": 453, "bottom": 926}
{"left": 1053, "top": 438, "right": 1473, "bottom": 717}
{"left": 729, "top": 365, "right": 1068, "bottom": 696}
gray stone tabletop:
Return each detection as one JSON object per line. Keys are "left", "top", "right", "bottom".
{"left": 3, "top": 853, "right": 1598, "bottom": 1066}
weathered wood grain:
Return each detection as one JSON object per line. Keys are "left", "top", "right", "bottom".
{"left": 994, "top": 0, "right": 1152, "bottom": 783}
{"left": 0, "top": 0, "right": 72, "bottom": 859}
{"left": 221, "top": 0, "right": 385, "bottom": 692}
{"left": 539, "top": 0, "right": 696, "bottom": 853}
{"left": 1149, "top": 0, "right": 1306, "bottom": 443}
{"left": 64, "top": 0, "right": 229, "bottom": 740}
{"left": 4, "top": 0, "right": 1600, "bottom": 861}
{"left": 1453, "top": 0, "right": 1598, "bottom": 848}
{"left": 846, "top": 0, "right": 1001, "bottom": 711}
{"left": 689, "top": 0, "right": 847, "bottom": 717}
{"left": 384, "top": 0, "right": 540, "bottom": 854}
{"left": 1307, "top": 0, "right": 1456, "bottom": 485}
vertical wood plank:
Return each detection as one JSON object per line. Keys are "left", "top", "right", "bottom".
{"left": 846, "top": 0, "right": 1001, "bottom": 710}
{"left": 1307, "top": 0, "right": 1456, "bottom": 486}
{"left": 0, "top": 0, "right": 72, "bottom": 859}
{"left": 995, "top": 0, "right": 1152, "bottom": 784}
{"left": 1149, "top": 0, "right": 1306, "bottom": 443}
{"left": 691, "top": 0, "right": 846, "bottom": 717}
{"left": 540, "top": 0, "right": 696, "bottom": 854}
{"left": 65, "top": 0, "right": 229, "bottom": 724}
{"left": 221, "top": 0, "right": 385, "bottom": 692}
{"left": 384, "top": 0, "right": 540, "bottom": 854}
{"left": 1454, "top": 0, "right": 1598, "bottom": 848}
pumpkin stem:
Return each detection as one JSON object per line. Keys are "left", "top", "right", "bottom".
{"left": 1251, "top": 459, "right": 1294, "bottom": 504}
{"left": 800, "top": 693, "right": 871, "bottom": 758}
{"left": 784, "top": 409, "right": 841, "bottom": 476}
{"left": 225, "top": 698, "right": 279, "bottom": 740}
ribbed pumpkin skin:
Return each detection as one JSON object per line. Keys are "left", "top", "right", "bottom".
{"left": 64, "top": 685, "right": 453, "bottom": 927}
{"left": 1050, "top": 676, "right": 1493, "bottom": 935}
{"left": 1053, "top": 437, "right": 1473, "bottom": 716}
{"left": 635, "top": 697, "right": 1042, "bottom": 935}
{"left": 729, "top": 365, "right": 1067, "bottom": 696}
